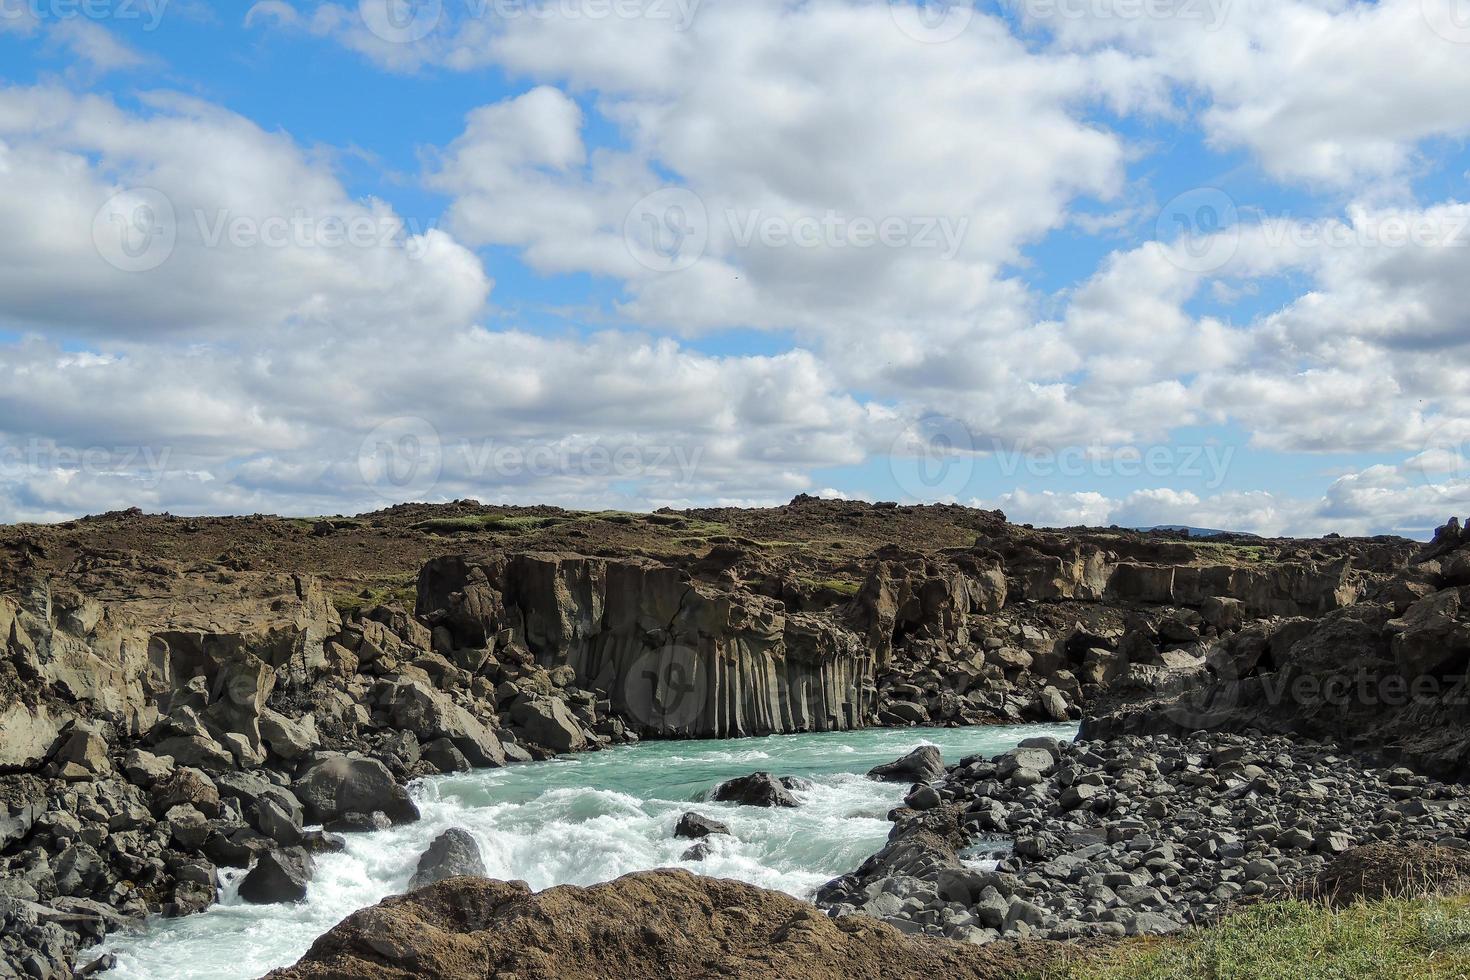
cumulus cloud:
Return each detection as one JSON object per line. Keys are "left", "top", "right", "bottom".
{"left": 6, "top": 0, "right": 1470, "bottom": 533}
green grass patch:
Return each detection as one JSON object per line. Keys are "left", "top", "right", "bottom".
{"left": 409, "top": 514, "right": 570, "bottom": 535}
{"left": 1039, "top": 897, "right": 1470, "bottom": 980}
{"left": 331, "top": 579, "right": 418, "bottom": 615}
{"left": 803, "top": 577, "right": 862, "bottom": 596}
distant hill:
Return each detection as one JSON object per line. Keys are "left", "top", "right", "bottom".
{"left": 1133, "top": 524, "right": 1262, "bottom": 539}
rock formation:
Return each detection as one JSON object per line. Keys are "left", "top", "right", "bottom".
{"left": 266, "top": 869, "right": 1061, "bottom": 980}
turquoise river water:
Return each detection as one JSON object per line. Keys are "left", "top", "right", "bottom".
{"left": 91, "top": 722, "right": 1077, "bottom": 978}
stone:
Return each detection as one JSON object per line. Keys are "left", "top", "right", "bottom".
{"left": 238, "top": 847, "right": 315, "bottom": 904}
{"left": 122, "top": 749, "right": 174, "bottom": 787}
{"left": 674, "top": 812, "right": 732, "bottom": 840}
{"left": 421, "top": 739, "right": 471, "bottom": 774}
{"left": 509, "top": 697, "right": 588, "bottom": 755}
{"left": 259, "top": 709, "right": 319, "bottom": 761}
{"left": 294, "top": 755, "right": 420, "bottom": 827}
{"left": 54, "top": 725, "right": 112, "bottom": 777}
{"left": 408, "top": 829, "right": 486, "bottom": 891}
{"left": 151, "top": 767, "right": 221, "bottom": 819}
{"left": 1039, "top": 687, "right": 1070, "bottom": 722}
{"left": 1060, "top": 783, "right": 1103, "bottom": 811}
{"left": 868, "top": 746, "right": 945, "bottom": 784}
{"left": 713, "top": 773, "right": 799, "bottom": 808}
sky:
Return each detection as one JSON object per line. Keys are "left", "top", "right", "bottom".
{"left": 0, "top": 0, "right": 1468, "bottom": 537}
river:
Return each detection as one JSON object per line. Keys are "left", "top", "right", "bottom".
{"left": 91, "top": 722, "right": 1077, "bottom": 978}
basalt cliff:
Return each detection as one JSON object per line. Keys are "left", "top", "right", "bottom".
{"left": 0, "top": 499, "right": 1441, "bottom": 975}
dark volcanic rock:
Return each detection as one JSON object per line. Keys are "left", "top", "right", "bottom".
{"left": 674, "top": 812, "right": 732, "bottom": 840}
{"left": 868, "top": 746, "right": 945, "bottom": 784}
{"left": 819, "top": 729, "right": 1470, "bottom": 945}
{"left": 409, "top": 829, "right": 486, "bottom": 891}
{"left": 239, "top": 848, "right": 316, "bottom": 905}
{"left": 294, "top": 756, "right": 419, "bottom": 827}
{"left": 1084, "top": 520, "right": 1470, "bottom": 780}
{"left": 713, "top": 773, "right": 799, "bottom": 808}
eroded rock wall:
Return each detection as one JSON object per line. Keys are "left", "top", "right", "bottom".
{"left": 420, "top": 554, "right": 875, "bottom": 738}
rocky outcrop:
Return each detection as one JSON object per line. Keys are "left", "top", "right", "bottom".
{"left": 408, "top": 829, "right": 485, "bottom": 891}
{"left": 868, "top": 746, "right": 945, "bottom": 784}
{"left": 267, "top": 870, "right": 1053, "bottom": 980}
{"left": 419, "top": 554, "right": 876, "bottom": 739}
{"left": 239, "top": 847, "right": 315, "bottom": 905}
{"left": 713, "top": 772, "right": 799, "bottom": 808}
{"left": 1085, "top": 519, "right": 1470, "bottom": 779}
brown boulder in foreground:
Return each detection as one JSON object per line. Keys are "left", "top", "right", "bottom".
{"left": 268, "top": 869, "right": 1051, "bottom": 980}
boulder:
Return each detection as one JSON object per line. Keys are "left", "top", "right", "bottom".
{"left": 1039, "top": 687, "right": 1070, "bottom": 722}
{"left": 421, "top": 739, "right": 470, "bottom": 774}
{"left": 868, "top": 746, "right": 945, "bottom": 784}
{"left": 674, "top": 812, "right": 731, "bottom": 840}
{"left": 408, "top": 829, "right": 486, "bottom": 891}
{"left": 382, "top": 678, "right": 506, "bottom": 769}
{"left": 712, "top": 772, "right": 799, "bottom": 808}
{"left": 294, "top": 755, "right": 419, "bottom": 827}
{"left": 508, "top": 697, "right": 587, "bottom": 755}
{"left": 54, "top": 724, "right": 112, "bottom": 777}
{"left": 122, "top": 749, "right": 174, "bottom": 787}
{"left": 151, "top": 767, "right": 221, "bottom": 819}
{"left": 239, "top": 847, "right": 315, "bottom": 904}
{"left": 0, "top": 776, "right": 44, "bottom": 850}
{"left": 259, "top": 709, "right": 319, "bottom": 761}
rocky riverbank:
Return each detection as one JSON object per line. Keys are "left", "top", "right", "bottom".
{"left": 264, "top": 868, "right": 1071, "bottom": 980}
{"left": 0, "top": 501, "right": 1447, "bottom": 976}
{"left": 816, "top": 730, "right": 1470, "bottom": 943}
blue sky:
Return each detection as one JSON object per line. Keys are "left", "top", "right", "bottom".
{"left": 1, "top": 0, "right": 1468, "bottom": 537}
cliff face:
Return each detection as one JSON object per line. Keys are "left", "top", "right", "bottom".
{"left": 1084, "top": 519, "right": 1470, "bottom": 779}
{"left": 418, "top": 554, "right": 876, "bottom": 739}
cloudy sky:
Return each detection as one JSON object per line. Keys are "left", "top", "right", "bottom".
{"left": 1, "top": 0, "right": 1468, "bottom": 536}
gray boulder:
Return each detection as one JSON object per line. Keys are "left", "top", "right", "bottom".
{"left": 239, "top": 847, "right": 315, "bottom": 904}
{"left": 674, "top": 812, "right": 731, "bottom": 839}
{"left": 294, "top": 755, "right": 419, "bottom": 826}
{"left": 712, "top": 772, "right": 798, "bottom": 808}
{"left": 509, "top": 697, "right": 587, "bottom": 754}
{"left": 868, "top": 745, "right": 945, "bottom": 784}
{"left": 409, "top": 828, "right": 485, "bottom": 890}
